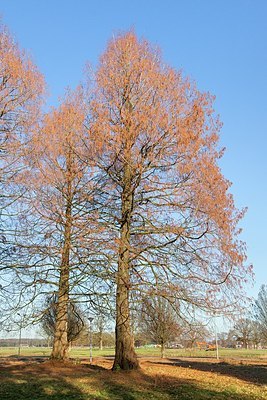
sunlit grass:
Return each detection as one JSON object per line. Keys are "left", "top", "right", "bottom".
{"left": 0, "top": 345, "right": 266, "bottom": 359}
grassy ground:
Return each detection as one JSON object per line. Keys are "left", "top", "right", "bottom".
{"left": 0, "top": 346, "right": 266, "bottom": 360}
{"left": 0, "top": 356, "right": 266, "bottom": 400}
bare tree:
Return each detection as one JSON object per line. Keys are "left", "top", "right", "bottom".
{"left": 254, "top": 285, "right": 267, "bottom": 342}
{"left": 250, "top": 320, "right": 262, "bottom": 349}
{"left": 94, "top": 315, "right": 111, "bottom": 350}
{"left": 180, "top": 322, "right": 210, "bottom": 349}
{"left": 233, "top": 318, "right": 253, "bottom": 348}
{"left": 217, "top": 332, "right": 228, "bottom": 348}
{"left": 139, "top": 296, "right": 181, "bottom": 358}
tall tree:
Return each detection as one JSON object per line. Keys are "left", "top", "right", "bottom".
{"left": 86, "top": 32, "right": 251, "bottom": 370}
{"left": 12, "top": 88, "right": 105, "bottom": 360}
{"left": 254, "top": 284, "right": 267, "bottom": 342}
{"left": 0, "top": 22, "right": 45, "bottom": 316}
{"left": 34, "top": 90, "right": 97, "bottom": 360}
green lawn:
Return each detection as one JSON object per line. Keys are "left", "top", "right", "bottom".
{"left": 0, "top": 346, "right": 266, "bottom": 360}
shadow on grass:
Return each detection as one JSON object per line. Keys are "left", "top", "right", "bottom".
{"left": 0, "top": 373, "right": 87, "bottom": 400}
{"left": 94, "top": 368, "right": 265, "bottom": 400}
{"left": 147, "top": 358, "right": 267, "bottom": 385}
{"left": 0, "top": 359, "right": 110, "bottom": 400}
{"left": 5, "top": 355, "right": 49, "bottom": 362}
{"left": 0, "top": 359, "right": 265, "bottom": 400}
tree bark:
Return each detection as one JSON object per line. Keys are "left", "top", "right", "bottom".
{"left": 50, "top": 244, "right": 70, "bottom": 360}
{"left": 112, "top": 163, "right": 139, "bottom": 370}
{"left": 51, "top": 149, "right": 72, "bottom": 360}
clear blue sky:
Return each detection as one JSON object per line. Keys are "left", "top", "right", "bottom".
{"left": 1, "top": 0, "right": 266, "bottom": 298}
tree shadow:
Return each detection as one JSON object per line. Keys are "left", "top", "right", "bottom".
{"left": 0, "top": 358, "right": 265, "bottom": 400}
{"left": 94, "top": 368, "right": 266, "bottom": 400}
{"left": 82, "top": 363, "right": 107, "bottom": 371}
{"left": 147, "top": 358, "right": 267, "bottom": 385}
{"left": 0, "top": 359, "right": 110, "bottom": 400}
{"left": 0, "top": 372, "right": 87, "bottom": 400}
{"left": 5, "top": 355, "right": 48, "bottom": 362}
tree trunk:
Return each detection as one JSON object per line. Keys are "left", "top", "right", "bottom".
{"left": 112, "top": 163, "right": 139, "bottom": 370}
{"left": 113, "top": 273, "right": 139, "bottom": 369}
{"left": 50, "top": 229, "right": 71, "bottom": 359}
{"left": 50, "top": 258, "right": 70, "bottom": 359}
{"left": 99, "top": 326, "right": 103, "bottom": 350}
{"left": 160, "top": 342, "right": 165, "bottom": 359}
{"left": 51, "top": 149, "right": 72, "bottom": 360}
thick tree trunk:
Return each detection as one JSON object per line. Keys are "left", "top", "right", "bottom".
{"left": 50, "top": 256, "right": 70, "bottom": 360}
{"left": 99, "top": 336, "right": 103, "bottom": 351}
{"left": 113, "top": 268, "right": 139, "bottom": 370}
{"left": 112, "top": 164, "right": 139, "bottom": 370}
{"left": 51, "top": 149, "right": 72, "bottom": 361}
{"left": 50, "top": 230, "right": 71, "bottom": 359}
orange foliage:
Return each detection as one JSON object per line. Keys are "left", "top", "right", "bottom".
{"left": 0, "top": 22, "right": 45, "bottom": 150}
{"left": 87, "top": 32, "right": 251, "bottom": 311}
{"left": 0, "top": 28, "right": 252, "bottom": 365}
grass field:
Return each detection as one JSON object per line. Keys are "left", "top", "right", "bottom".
{"left": 0, "top": 355, "right": 266, "bottom": 400}
{"left": 1, "top": 346, "right": 266, "bottom": 399}
{"left": 0, "top": 346, "right": 266, "bottom": 360}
